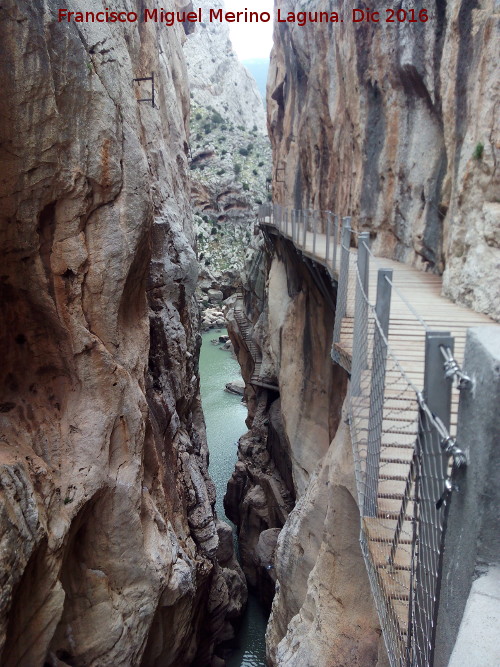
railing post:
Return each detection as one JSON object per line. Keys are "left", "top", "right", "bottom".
{"left": 313, "top": 210, "right": 317, "bottom": 255}
{"left": 302, "top": 209, "right": 308, "bottom": 249}
{"left": 332, "top": 217, "right": 351, "bottom": 356}
{"left": 325, "top": 211, "right": 331, "bottom": 266}
{"left": 414, "top": 331, "right": 454, "bottom": 666}
{"left": 285, "top": 208, "right": 288, "bottom": 236}
{"left": 363, "top": 268, "right": 393, "bottom": 517}
{"left": 333, "top": 214, "right": 339, "bottom": 273}
{"left": 291, "top": 209, "right": 296, "bottom": 242}
{"left": 351, "top": 232, "right": 370, "bottom": 395}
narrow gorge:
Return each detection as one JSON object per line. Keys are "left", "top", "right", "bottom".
{"left": 1, "top": 1, "right": 498, "bottom": 667}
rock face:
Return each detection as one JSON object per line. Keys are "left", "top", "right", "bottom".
{"left": 184, "top": 0, "right": 272, "bottom": 279}
{"left": 224, "top": 237, "right": 388, "bottom": 663}
{"left": 184, "top": 0, "right": 266, "bottom": 134}
{"left": 267, "top": 0, "right": 499, "bottom": 321}
{"left": 0, "top": 1, "right": 244, "bottom": 665}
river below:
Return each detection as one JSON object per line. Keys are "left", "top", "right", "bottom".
{"left": 199, "top": 330, "right": 267, "bottom": 667}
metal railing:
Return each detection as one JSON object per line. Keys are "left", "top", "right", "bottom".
{"left": 258, "top": 203, "right": 345, "bottom": 275}
{"left": 258, "top": 203, "right": 469, "bottom": 666}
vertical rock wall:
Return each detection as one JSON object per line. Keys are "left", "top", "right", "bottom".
{"left": 0, "top": 1, "right": 244, "bottom": 665}
{"left": 267, "top": 0, "right": 499, "bottom": 319}
{"left": 224, "top": 238, "right": 386, "bottom": 665}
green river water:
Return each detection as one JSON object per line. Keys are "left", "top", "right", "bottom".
{"left": 199, "top": 331, "right": 268, "bottom": 667}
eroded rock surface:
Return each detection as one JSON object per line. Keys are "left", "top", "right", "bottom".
{"left": 0, "top": 1, "right": 244, "bottom": 664}
{"left": 225, "top": 235, "right": 390, "bottom": 666}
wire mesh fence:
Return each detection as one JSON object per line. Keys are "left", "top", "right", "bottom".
{"left": 258, "top": 204, "right": 468, "bottom": 666}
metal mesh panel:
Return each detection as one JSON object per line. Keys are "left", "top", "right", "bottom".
{"left": 347, "top": 260, "right": 458, "bottom": 667}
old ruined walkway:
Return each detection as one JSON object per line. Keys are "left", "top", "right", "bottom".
{"left": 258, "top": 205, "right": 497, "bottom": 667}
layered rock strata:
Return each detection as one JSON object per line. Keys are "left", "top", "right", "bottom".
{"left": 267, "top": 0, "right": 499, "bottom": 320}
{"left": 0, "top": 1, "right": 244, "bottom": 665}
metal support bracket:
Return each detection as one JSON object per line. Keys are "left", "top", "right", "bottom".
{"left": 133, "top": 72, "right": 155, "bottom": 108}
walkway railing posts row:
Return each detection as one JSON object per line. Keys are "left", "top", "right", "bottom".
{"left": 332, "top": 217, "right": 351, "bottom": 350}
{"left": 363, "top": 268, "right": 393, "bottom": 517}
{"left": 258, "top": 204, "right": 474, "bottom": 666}
{"left": 351, "top": 232, "right": 370, "bottom": 395}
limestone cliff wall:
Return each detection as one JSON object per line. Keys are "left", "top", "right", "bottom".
{"left": 184, "top": 0, "right": 266, "bottom": 134}
{"left": 0, "top": 1, "right": 244, "bottom": 665}
{"left": 184, "top": 1, "right": 272, "bottom": 278}
{"left": 224, "top": 237, "right": 388, "bottom": 664}
{"left": 268, "top": 0, "right": 499, "bottom": 320}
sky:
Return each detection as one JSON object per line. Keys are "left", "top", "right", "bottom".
{"left": 224, "top": 0, "right": 274, "bottom": 61}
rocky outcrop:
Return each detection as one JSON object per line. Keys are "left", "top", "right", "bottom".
{"left": 267, "top": 0, "right": 499, "bottom": 321}
{"left": 266, "top": 408, "right": 388, "bottom": 667}
{"left": 0, "top": 1, "right": 244, "bottom": 665}
{"left": 224, "top": 233, "right": 389, "bottom": 664}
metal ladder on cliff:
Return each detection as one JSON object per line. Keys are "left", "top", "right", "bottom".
{"left": 233, "top": 294, "right": 278, "bottom": 391}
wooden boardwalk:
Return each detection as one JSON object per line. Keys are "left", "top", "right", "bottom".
{"left": 261, "top": 216, "right": 493, "bottom": 398}
{"left": 261, "top": 215, "right": 497, "bottom": 652}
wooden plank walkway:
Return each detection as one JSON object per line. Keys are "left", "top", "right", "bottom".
{"left": 261, "top": 216, "right": 494, "bottom": 391}
{"left": 261, "top": 215, "right": 497, "bottom": 651}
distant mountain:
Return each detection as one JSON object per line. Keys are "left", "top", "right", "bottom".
{"left": 242, "top": 58, "right": 269, "bottom": 102}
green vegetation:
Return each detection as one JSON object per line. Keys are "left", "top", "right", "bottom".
{"left": 473, "top": 142, "right": 484, "bottom": 160}
{"left": 189, "top": 99, "right": 272, "bottom": 275}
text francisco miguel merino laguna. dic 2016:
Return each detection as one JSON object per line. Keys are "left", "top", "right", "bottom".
{"left": 57, "top": 7, "right": 430, "bottom": 25}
